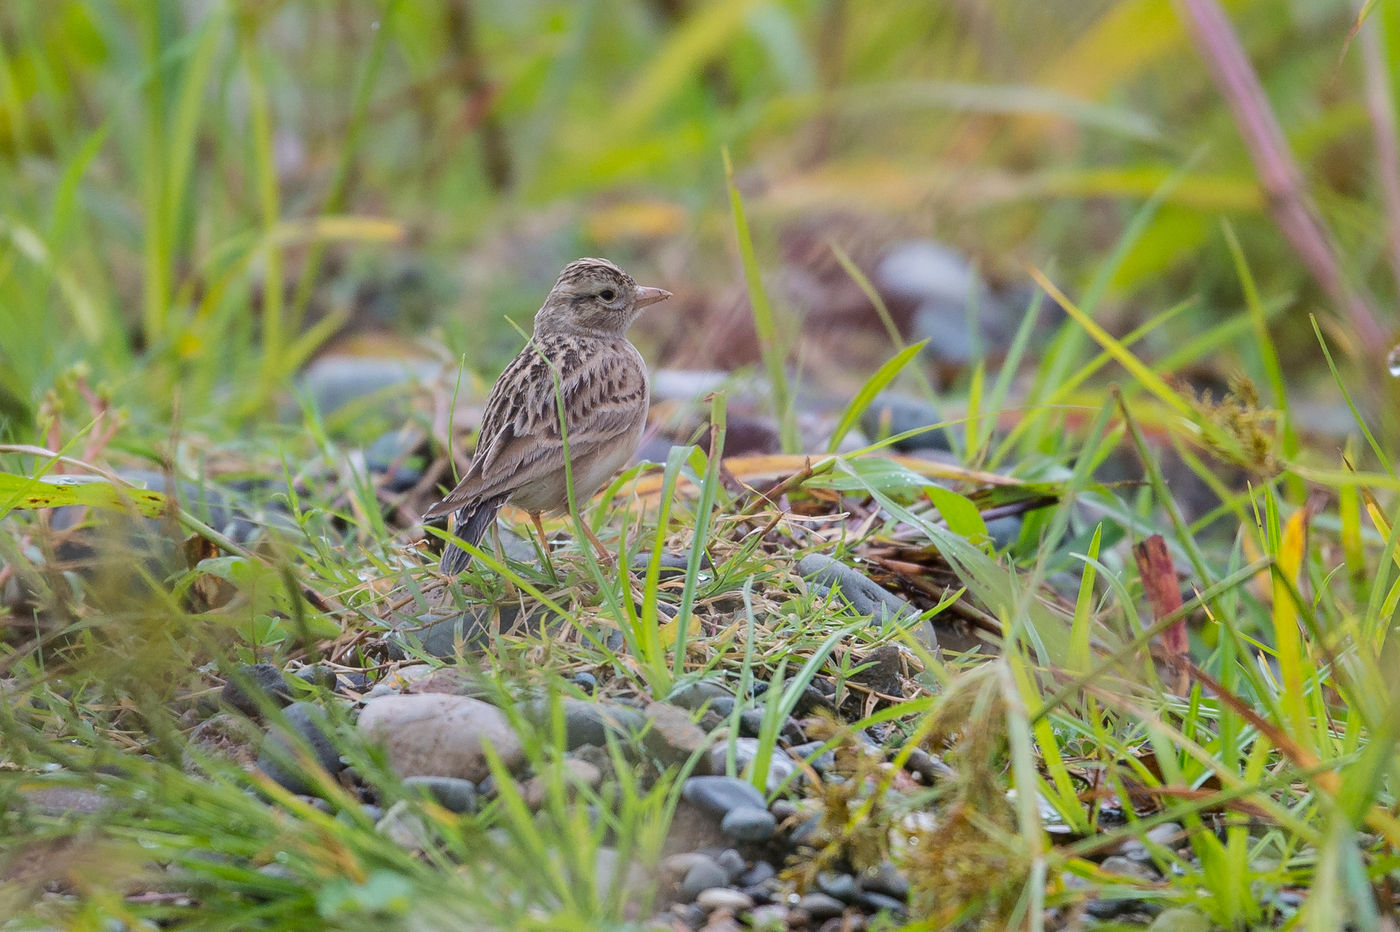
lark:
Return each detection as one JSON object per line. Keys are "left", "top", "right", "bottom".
{"left": 424, "top": 258, "right": 671, "bottom": 573}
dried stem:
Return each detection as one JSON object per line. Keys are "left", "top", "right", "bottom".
{"left": 1358, "top": 9, "right": 1400, "bottom": 296}
{"left": 1175, "top": 0, "right": 1388, "bottom": 353}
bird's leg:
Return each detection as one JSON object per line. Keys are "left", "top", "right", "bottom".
{"left": 527, "top": 511, "right": 558, "bottom": 581}
{"left": 579, "top": 520, "right": 616, "bottom": 567}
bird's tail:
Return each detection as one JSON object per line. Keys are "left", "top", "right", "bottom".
{"left": 439, "top": 496, "right": 506, "bottom": 575}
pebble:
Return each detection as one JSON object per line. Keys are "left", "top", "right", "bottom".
{"left": 856, "top": 890, "right": 906, "bottom": 915}
{"left": 375, "top": 800, "right": 433, "bottom": 853}
{"left": 859, "top": 392, "right": 950, "bottom": 453}
{"left": 796, "top": 892, "right": 846, "bottom": 920}
{"left": 679, "top": 856, "right": 730, "bottom": 902}
{"left": 18, "top": 786, "right": 109, "bottom": 817}
{"left": 739, "top": 861, "right": 776, "bottom": 887}
{"left": 524, "top": 698, "right": 647, "bottom": 750}
{"left": 903, "top": 747, "right": 955, "bottom": 784}
{"left": 386, "top": 603, "right": 555, "bottom": 660}
{"left": 1100, "top": 855, "right": 1161, "bottom": 881}
{"left": 715, "top": 848, "right": 746, "bottom": 881}
{"left": 401, "top": 775, "right": 478, "bottom": 813}
{"left": 789, "top": 813, "right": 823, "bottom": 847}
{"left": 629, "top": 550, "right": 695, "bottom": 580}
{"left": 520, "top": 758, "right": 603, "bottom": 809}
{"left": 984, "top": 514, "right": 1023, "bottom": 551}
{"left": 709, "top": 738, "right": 798, "bottom": 793}
{"left": 186, "top": 712, "right": 262, "bottom": 770}
{"left": 769, "top": 799, "right": 799, "bottom": 821}
{"left": 221, "top": 663, "right": 292, "bottom": 717}
{"left": 645, "top": 702, "right": 716, "bottom": 767}
{"left": 297, "top": 354, "right": 438, "bottom": 417}
{"left": 849, "top": 644, "right": 907, "bottom": 699}
{"left": 737, "top": 708, "right": 767, "bottom": 737}
{"left": 747, "top": 904, "right": 789, "bottom": 929}
{"left": 667, "top": 681, "right": 734, "bottom": 712}
{"left": 358, "top": 693, "right": 523, "bottom": 782}
{"left": 695, "top": 887, "right": 755, "bottom": 912}
{"left": 858, "top": 861, "right": 909, "bottom": 900}
{"left": 797, "top": 553, "right": 937, "bottom": 649}
{"left": 293, "top": 664, "right": 340, "bottom": 691}
{"left": 682, "top": 775, "right": 767, "bottom": 816}
{"left": 788, "top": 741, "right": 835, "bottom": 773}
{"left": 571, "top": 672, "right": 597, "bottom": 695}
{"left": 257, "top": 701, "right": 345, "bottom": 796}
{"left": 1147, "top": 908, "right": 1212, "bottom": 932}
{"left": 365, "top": 428, "right": 426, "bottom": 492}
{"left": 720, "top": 807, "right": 777, "bottom": 843}
{"left": 817, "top": 870, "right": 858, "bottom": 902}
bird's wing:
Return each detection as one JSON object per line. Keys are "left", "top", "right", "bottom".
{"left": 422, "top": 336, "right": 647, "bottom": 518}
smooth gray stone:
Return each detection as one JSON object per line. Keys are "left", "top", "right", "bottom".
{"left": 682, "top": 775, "right": 767, "bottom": 817}
{"left": 796, "top": 892, "right": 846, "bottom": 920}
{"left": 256, "top": 701, "right": 345, "bottom": 796}
{"left": 720, "top": 806, "right": 777, "bottom": 843}
{"left": 856, "top": 890, "right": 907, "bottom": 915}
{"left": 519, "top": 699, "right": 647, "bottom": 750}
{"left": 859, "top": 392, "right": 950, "bottom": 453}
{"left": 402, "top": 775, "right": 478, "bottom": 813}
{"left": 695, "top": 887, "right": 754, "bottom": 912}
{"left": 297, "top": 354, "right": 439, "bottom": 417}
{"left": 666, "top": 681, "right": 734, "bottom": 712}
{"left": 1146, "top": 908, "right": 1212, "bottom": 932}
{"left": 739, "top": 860, "right": 776, "bottom": 887}
{"left": 678, "top": 856, "right": 729, "bottom": 903}
{"left": 386, "top": 602, "right": 556, "bottom": 660}
{"left": 715, "top": 848, "right": 746, "bottom": 881}
{"left": 221, "top": 663, "right": 292, "bottom": 717}
{"left": 858, "top": 861, "right": 910, "bottom": 900}
{"left": 817, "top": 870, "right": 858, "bottom": 902}
{"left": 642, "top": 702, "right": 713, "bottom": 768}
{"left": 798, "top": 553, "right": 937, "bottom": 650}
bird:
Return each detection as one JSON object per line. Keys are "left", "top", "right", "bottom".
{"left": 424, "top": 258, "right": 672, "bottom": 574}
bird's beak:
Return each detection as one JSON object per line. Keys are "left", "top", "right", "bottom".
{"left": 634, "top": 286, "right": 672, "bottom": 308}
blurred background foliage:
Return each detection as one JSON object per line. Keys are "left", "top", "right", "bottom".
{"left": 0, "top": 0, "right": 1394, "bottom": 444}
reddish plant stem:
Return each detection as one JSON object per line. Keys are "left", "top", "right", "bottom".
{"left": 1359, "top": 12, "right": 1400, "bottom": 296}
{"left": 1176, "top": 0, "right": 1388, "bottom": 352}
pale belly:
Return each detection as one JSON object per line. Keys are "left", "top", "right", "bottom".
{"left": 509, "top": 409, "right": 646, "bottom": 514}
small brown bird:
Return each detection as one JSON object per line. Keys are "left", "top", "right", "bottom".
{"left": 424, "top": 258, "right": 672, "bottom": 573}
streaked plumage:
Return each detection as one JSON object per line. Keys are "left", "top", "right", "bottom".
{"left": 424, "top": 258, "right": 671, "bottom": 573}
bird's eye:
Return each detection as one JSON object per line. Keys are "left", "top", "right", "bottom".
{"left": 599, "top": 289, "right": 616, "bottom": 301}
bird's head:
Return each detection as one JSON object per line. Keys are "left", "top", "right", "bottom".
{"left": 533, "top": 258, "right": 671, "bottom": 337}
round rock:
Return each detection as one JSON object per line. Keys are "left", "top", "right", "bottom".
{"left": 359, "top": 693, "right": 523, "bottom": 782}
{"left": 402, "top": 775, "right": 478, "bottom": 813}
{"left": 696, "top": 887, "right": 755, "bottom": 912}
{"left": 256, "top": 701, "right": 345, "bottom": 796}
{"left": 720, "top": 806, "right": 777, "bottom": 843}
{"left": 682, "top": 775, "right": 767, "bottom": 817}
{"left": 221, "top": 663, "right": 292, "bottom": 717}
{"left": 679, "top": 856, "right": 730, "bottom": 903}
